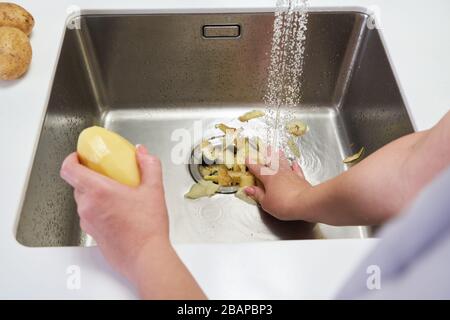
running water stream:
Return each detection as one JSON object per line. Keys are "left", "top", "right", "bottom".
{"left": 264, "top": 0, "right": 309, "bottom": 156}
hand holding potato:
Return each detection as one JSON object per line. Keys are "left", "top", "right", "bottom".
{"left": 60, "top": 146, "right": 206, "bottom": 299}
{"left": 60, "top": 146, "right": 169, "bottom": 281}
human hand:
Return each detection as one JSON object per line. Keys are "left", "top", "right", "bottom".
{"left": 245, "top": 150, "right": 313, "bottom": 221}
{"left": 60, "top": 145, "right": 169, "bottom": 282}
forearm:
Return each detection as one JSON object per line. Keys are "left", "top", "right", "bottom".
{"left": 130, "top": 239, "right": 206, "bottom": 300}
{"left": 249, "top": 112, "right": 449, "bottom": 226}
{"left": 302, "top": 171, "right": 398, "bottom": 226}
{"left": 295, "top": 129, "right": 435, "bottom": 226}
{"left": 292, "top": 176, "right": 362, "bottom": 226}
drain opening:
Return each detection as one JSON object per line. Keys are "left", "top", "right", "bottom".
{"left": 188, "top": 136, "right": 239, "bottom": 194}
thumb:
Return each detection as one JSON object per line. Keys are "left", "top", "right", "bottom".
{"left": 245, "top": 186, "right": 265, "bottom": 204}
{"left": 136, "top": 144, "right": 163, "bottom": 187}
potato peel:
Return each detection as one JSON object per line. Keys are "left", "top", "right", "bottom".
{"left": 239, "top": 173, "right": 255, "bottom": 188}
{"left": 287, "top": 137, "right": 301, "bottom": 158}
{"left": 235, "top": 188, "right": 257, "bottom": 205}
{"left": 215, "top": 123, "right": 236, "bottom": 134}
{"left": 184, "top": 180, "right": 220, "bottom": 199}
{"left": 186, "top": 111, "right": 276, "bottom": 200}
{"left": 238, "top": 110, "right": 265, "bottom": 122}
{"left": 286, "top": 120, "right": 308, "bottom": 137}
{"left": 200, "top": 140, "right": 216, "bottom": 163}
{"left": 343, "top": 147, "right": 365, "bottom": 164}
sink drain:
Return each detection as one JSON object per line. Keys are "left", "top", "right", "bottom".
{"left": 188, "top": 136, "right": 239, "bottom": 194}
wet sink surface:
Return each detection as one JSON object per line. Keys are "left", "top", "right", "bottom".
{"left": 17, "top": 12, "right": 413, "bottom": 247}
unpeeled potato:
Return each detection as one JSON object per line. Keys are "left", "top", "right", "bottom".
{"left": 0, "top": 3, "right": 34, "bottom": 36}
{"left": 77, "top": 126, "right": 141, "bottom": 187}
{"left": 0, "top": 26, "right": 31, "bottom": 80}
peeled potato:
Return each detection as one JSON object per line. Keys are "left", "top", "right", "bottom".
{"left": 0, "top": 3, "right": 34, "bottom": 36}
{"left": 0, "top": 26, "right": 31, "bottom": 80}
{"left": 77, "top": 126, "right": 141, "bottom": 187}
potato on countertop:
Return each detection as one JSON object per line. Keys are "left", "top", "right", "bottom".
{"left": 0, "top": 3, "right": 34, "bottom": 36}
{"left": 0, "top": 26, "right": 32, "bottom": 80}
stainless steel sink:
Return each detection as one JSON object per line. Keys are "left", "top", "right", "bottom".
{"left": 16, "top": 12, "right": 414, "bottom": 247}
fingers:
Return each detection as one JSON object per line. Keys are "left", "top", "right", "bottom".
{"left": 61, "top": 145, "right": 163, "bottom": 192}
{"left": 136, "top": 144, "right": 163, "bottom": 187}
{"left": 247, "top": 145, "right": 292, "bottom": 180}
{"left": 245, "top": 186, "right": 265, "bottom": 204}
{"left": 245, "top": 160, "right": 263, "bottom": 178}
{"left": 60, "top": 152, "right": 112, "bottom": 191}
{"left": 74, "top": 189, "right": 83, "bottom": 203}
{"left": 245, "top": 160, "right": 273, "bottom": 184}
{"left": 262, "top": 146, "right": 277, "bottom": 168}
{"left": 291, "top": 161, "right": 305, "bottom": 178}
{"left": 261, "top": 146, "right": 290, "bottom": 171}
{"left": 278, "top": 150, "right": 291, "bottom": 169}
{"left": 79, "top": 218, "right": 93, "bottom": 236}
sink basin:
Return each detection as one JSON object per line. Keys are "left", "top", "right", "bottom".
{"left": 16, "top": 11, "right": 414, "bottom": 247}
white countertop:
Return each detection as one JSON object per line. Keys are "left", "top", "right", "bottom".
{"left": 0, "top": 0, "right": 449, "bottom": 299}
